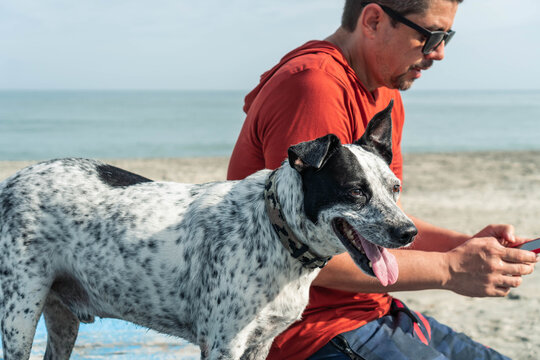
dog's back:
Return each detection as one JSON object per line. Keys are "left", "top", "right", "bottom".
{"left": 0, "top": 159, "right": 192, "bottom": 329}
{"left": 0, "top": 158, "right": 297, "bottom": 359}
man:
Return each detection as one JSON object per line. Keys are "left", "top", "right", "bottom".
{"left": 228, "top": 1, "right": 537, "bottom": 358}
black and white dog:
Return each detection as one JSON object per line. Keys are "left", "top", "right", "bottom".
{"left": 0, "top": 101, "right": 416, "bottom": 360}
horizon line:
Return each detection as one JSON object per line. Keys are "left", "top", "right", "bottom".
{"left": 1, "top": 88, "right": 539, "bottom": 92}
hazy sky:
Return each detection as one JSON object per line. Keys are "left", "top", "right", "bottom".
{"left": 1, "top": 0, "right": 539, "bottom": 90}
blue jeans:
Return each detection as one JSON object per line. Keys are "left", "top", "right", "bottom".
{"left": 308, "top": 300, "right": 511, "bottom": 360}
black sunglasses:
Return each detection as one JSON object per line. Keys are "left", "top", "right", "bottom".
{"left": 363, "top": 2, "right": 455, "bottom": 55}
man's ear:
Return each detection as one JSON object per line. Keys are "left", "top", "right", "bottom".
{"left": 355, "top": 100, "right": 393, "bottom": 165}
{"left": 359, "top": 2, "right": 386, "bottom": 39}
{"left": 288, "top": 134, "right": 342, "bottom": 173}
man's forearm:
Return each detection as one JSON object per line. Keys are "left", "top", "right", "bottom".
{"left": 312, "top": 250, "right": 450, "bottom": 293}
{"left": 406, "top": 215, "right": 471, "bottom": 252}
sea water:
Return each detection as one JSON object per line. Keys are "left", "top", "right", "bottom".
{"left": 1, "top": 90, "right": 540, "bottom": 162}
{"left": 0, "top": 90, "right": 245, "bottom": 161}
{"left": 0, "top": 89, "right": 539, "bottom": 358}
{"left": 401, "top": 90, "right": 540, "bottom": 153}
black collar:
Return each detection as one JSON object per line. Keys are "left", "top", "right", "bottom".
{"left": 264, "top": 170, "right": 331, "bottom": 269}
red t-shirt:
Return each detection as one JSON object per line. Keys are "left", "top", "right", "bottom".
{"left": 227, "top": 41, "right": 405, "bottom": 359}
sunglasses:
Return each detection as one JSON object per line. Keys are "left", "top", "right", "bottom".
{"left": 363, "top": 2, "right": 456, "bottom": 55}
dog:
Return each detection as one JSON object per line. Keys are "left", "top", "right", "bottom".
{"left": 0, "top": 101, "right": 416, "bottom": 360}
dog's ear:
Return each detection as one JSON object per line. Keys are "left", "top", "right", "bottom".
{"left": 355, "top": 100, "right": 393, "bottom": 165}
{"left": 288, "top": 134, "right": 342, "bottom": 173}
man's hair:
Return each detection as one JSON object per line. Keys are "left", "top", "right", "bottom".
{"left": 341, "top": 0, "right": 464, "bottom": 32}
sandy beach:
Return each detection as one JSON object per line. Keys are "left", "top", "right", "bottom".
{"left": 1, "top": 151, "right": 540, "bottom": 359}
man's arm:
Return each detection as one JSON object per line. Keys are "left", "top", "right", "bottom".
{"left": 232, "top": 61, "right": 536, "bottom": 298}
{"left": 313, "top": 219, "right": 537, "bottom": 297}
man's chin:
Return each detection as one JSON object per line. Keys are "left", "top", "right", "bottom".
{"left": 389, "top": 77, "right": 414, "bottom": 91}
{"left": 390, "top": 73, "right": 416, "bottom": 91}
{"left": 398, "top": 80, "right": 414, "bottom": 91}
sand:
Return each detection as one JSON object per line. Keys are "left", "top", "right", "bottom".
{"left": 1, "top": 151, "right": 539, "bottom": 359}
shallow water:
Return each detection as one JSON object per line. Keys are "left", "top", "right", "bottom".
{"left": 13, "top": 317, "right": 200, "bottom": 360}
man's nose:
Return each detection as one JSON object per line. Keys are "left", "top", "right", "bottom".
{"left": 426, "top": 42, "right": 445, "bottom": 61}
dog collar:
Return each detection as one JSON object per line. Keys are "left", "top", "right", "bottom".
{"left": 264, "top": 170, "right": 332, "bottom": 269}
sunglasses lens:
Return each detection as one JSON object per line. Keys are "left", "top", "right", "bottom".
{"left": 445, "top": 30, "right": 456, "bottom": 45}
{"left": 423, "top": 33, "right": 446, "bottom": 54}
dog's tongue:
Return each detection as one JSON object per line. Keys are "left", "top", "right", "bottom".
{"left": 360, "top": 238, "right": 398, "bottom": 287}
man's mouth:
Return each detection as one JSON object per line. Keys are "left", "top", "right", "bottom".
{"left": 331, "top": 218, "right": 399, "bottom": 287}
{"left": 410, "top": 65, "right": 431, "bottom": 79}
{"left": 411, "top": 68, "right": 423, "bottom": 79}
{"left": 412, "top": 59, "right": 433, "bottom": 74}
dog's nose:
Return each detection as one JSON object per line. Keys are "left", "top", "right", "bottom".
{"left": 391, "top": 225, "right": 418, "bottom": 245}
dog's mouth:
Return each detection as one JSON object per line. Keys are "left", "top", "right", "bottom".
{"left": 332, "top": 218, "right": 398, "bottom": 287}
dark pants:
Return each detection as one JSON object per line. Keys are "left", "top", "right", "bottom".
{"left": 308, "top": 300, "right": 511, "bottom": 360}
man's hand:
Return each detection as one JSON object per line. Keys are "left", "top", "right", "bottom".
{"left": 471, "top": 224, "right": 527, "bottom": 247}
{"left": 443, "top": 225, "right": 537, "bottom": 297}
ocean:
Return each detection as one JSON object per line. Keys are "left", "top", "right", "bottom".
{"left": 1, "top": 89, "right": 540, "bottom": 162}
{"left": 1, "top": 89, "right": 540, "bottom": 359}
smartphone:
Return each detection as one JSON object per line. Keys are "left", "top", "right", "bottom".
{"left": 513, "top": 238, "right": 540, "bottom": 253}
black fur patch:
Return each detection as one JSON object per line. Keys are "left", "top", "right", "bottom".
{"left": 50, "top": 274, "right": 90, "bottom": 311}
{"left": 96, "top": 164, "right": 153, "bottom": 187}
{"left": 301, "top": 147, "right": 371, "bottom": 223}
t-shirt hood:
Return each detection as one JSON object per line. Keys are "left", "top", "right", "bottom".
{"left": 243, "top": 40, "right": 357, "bottom": 114}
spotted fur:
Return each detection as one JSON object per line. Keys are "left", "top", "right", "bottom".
{"left": 0, "top": 104, "right": 416, "bottom": 360}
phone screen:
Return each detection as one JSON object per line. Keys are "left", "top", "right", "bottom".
{"left": 517, "top": 238, "right": 540, "bottom": 253}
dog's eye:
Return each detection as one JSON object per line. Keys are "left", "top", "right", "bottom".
{"left": 350, "top": 189, "right": 365, "bottom": 198}
{"left": 393, "top": 184, "right": 401, "bottom": 193}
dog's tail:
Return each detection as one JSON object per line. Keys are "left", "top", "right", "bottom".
{"left": 0, "top": 179, "right": 9, "bottom": 311}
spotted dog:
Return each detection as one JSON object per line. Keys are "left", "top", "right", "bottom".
{"left": 0, "top": 101, "right": 416, "bottom": 360}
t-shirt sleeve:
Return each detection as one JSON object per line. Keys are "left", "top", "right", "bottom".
{"left": 254, "top": 69, "right": 358, "bottom": 170}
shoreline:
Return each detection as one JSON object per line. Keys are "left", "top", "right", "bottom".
{"left": 2, "top": 151, "right": 540, "bottom": 359}
{"left": 2, "top": 148, "right": 540, "bottom": 182}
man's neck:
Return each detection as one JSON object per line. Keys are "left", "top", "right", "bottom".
{"left": 325, "top": 27, "right": 378, "bottom": 93}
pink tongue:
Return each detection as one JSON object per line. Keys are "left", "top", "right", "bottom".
{"left": 360, "top": 238, "right": 398, "bottom": 286}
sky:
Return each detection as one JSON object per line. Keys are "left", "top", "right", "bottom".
{"left": 1, "top": 0, "right": 539, "bottom": 91}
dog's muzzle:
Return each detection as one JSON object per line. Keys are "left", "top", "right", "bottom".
{"left": 332, "top": 218, "right": 416, "bottom": 287}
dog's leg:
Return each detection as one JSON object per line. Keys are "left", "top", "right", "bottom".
{"left": 202, "top": 338, "right": 272, "bottom": 360}
{"left": 239, "top": 341, "right": 273, "bottom": 360}
{"left": 205, "top": 348, "right": 234, "bottom": 360}
{"left": 42, "top": 294, "right": 79, "bottom": 360}
{"left": 1, "top": 280, "right": 49, "bottom": 360}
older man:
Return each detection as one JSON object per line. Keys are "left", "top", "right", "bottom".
{"left": 228, "top": 1, "right": 536, "bottom": 358}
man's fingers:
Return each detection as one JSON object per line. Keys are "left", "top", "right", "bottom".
{"left": 474, "top": 224, "right": 515, "bottom": 243}
{"left": 499, "top": 274, "right": 523, "bottom": 288}
{"left": 492, "top": 276, "right": 523, "bottom": 296}
{"left": 502, "top": 247, "right": 538, "bottom": 264}
{"left": 500, "top": 262, "right": 535, "bottom": 276}
{"left": 493, "top": 286, "right": 512, "bottom": 297}
{"left": 498, "top": 224, "right": 516, "bottom": 243}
